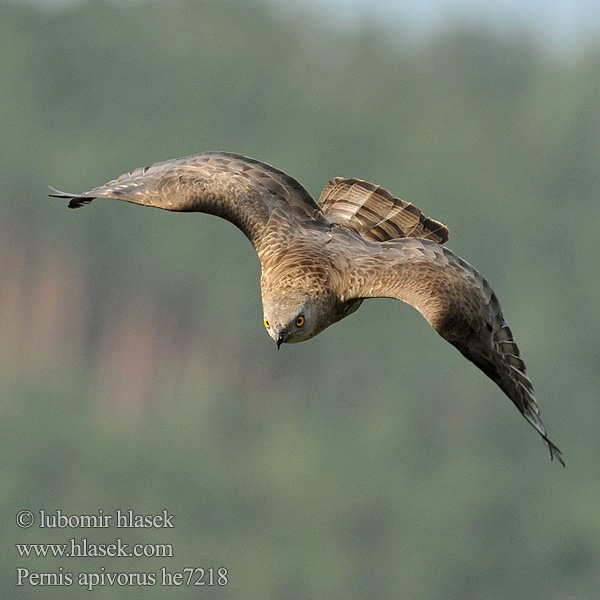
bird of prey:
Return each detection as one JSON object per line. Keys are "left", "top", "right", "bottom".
{"left": 50, "top": 151, "right": 563, "bottom": 465}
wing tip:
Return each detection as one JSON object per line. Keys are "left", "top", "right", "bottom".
{"left": 48, "top": 186, "right": 94, "bottom": 209}
{"left": 544, "top": 437, "right": 566, "bottom": 467}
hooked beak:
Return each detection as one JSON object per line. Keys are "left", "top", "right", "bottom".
{"left": 275, "top": 327, "right": 287, "bottom": 349}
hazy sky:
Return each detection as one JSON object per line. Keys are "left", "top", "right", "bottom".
{"left": 19, "top": 0, "right": 600, "bottom": 46}
{"left": 284, "top": 0, "right": 599, "bottom": 44}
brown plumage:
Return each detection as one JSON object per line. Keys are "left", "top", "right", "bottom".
{"left": 49, "top": 151, "right": 563, "bottom": 465}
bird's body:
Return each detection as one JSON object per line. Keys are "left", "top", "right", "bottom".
{"left": 50, "top": 151, "right": 563, "bottom": 465}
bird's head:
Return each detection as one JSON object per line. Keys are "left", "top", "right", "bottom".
{"left": 262, "top": 292, "right": 322, "bottom": 348}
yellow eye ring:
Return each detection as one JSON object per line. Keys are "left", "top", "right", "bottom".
{"left": 295, "top": 315, "right": 305, "bottom": 327}
{"left": 264, "top": 318, "right": 270, "bottom": 329}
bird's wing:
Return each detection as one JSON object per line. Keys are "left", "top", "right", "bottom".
{"left": 49, "top": 152, "right": 322, "bottom": 250}
{"left": 345, "top": 237, "right": 563, "bottom": 465}
{"left": 319, "top": 178, "right": 449, "bottom": 244}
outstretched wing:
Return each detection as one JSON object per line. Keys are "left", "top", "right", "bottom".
{"left": 49, "top": 151, "right": 322, "bottom": 251}
{"left": 347, "top": 237, "right": 563, "bottom": 465}
{"left": 319, "top": 178, "right": 449, "bottom": 244}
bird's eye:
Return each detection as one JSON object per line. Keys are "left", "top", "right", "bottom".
{"left": 264, "top": 318, "right": 270, "bottom": 329}
{"left": 295, "top": 315, "right": 305, "bottom": 327}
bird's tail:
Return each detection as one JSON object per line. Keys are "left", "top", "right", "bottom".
{"left": 319, "top": 178, "right": 449, "bottom": 244}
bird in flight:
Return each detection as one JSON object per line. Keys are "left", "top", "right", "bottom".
{"left": 50, "top": 151, "right": 563, "bottom": 465}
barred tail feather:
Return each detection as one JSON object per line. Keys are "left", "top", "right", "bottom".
{"left": 319, "top": 178, "right": 449, "bottom": 244}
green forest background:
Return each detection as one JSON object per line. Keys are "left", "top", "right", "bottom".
{"left": 2, "top": 0, "right": 599, "bottom": 598}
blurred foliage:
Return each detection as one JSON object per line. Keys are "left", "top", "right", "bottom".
{"left": 1, "top": 1, "right": 599, "bottom": 598}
